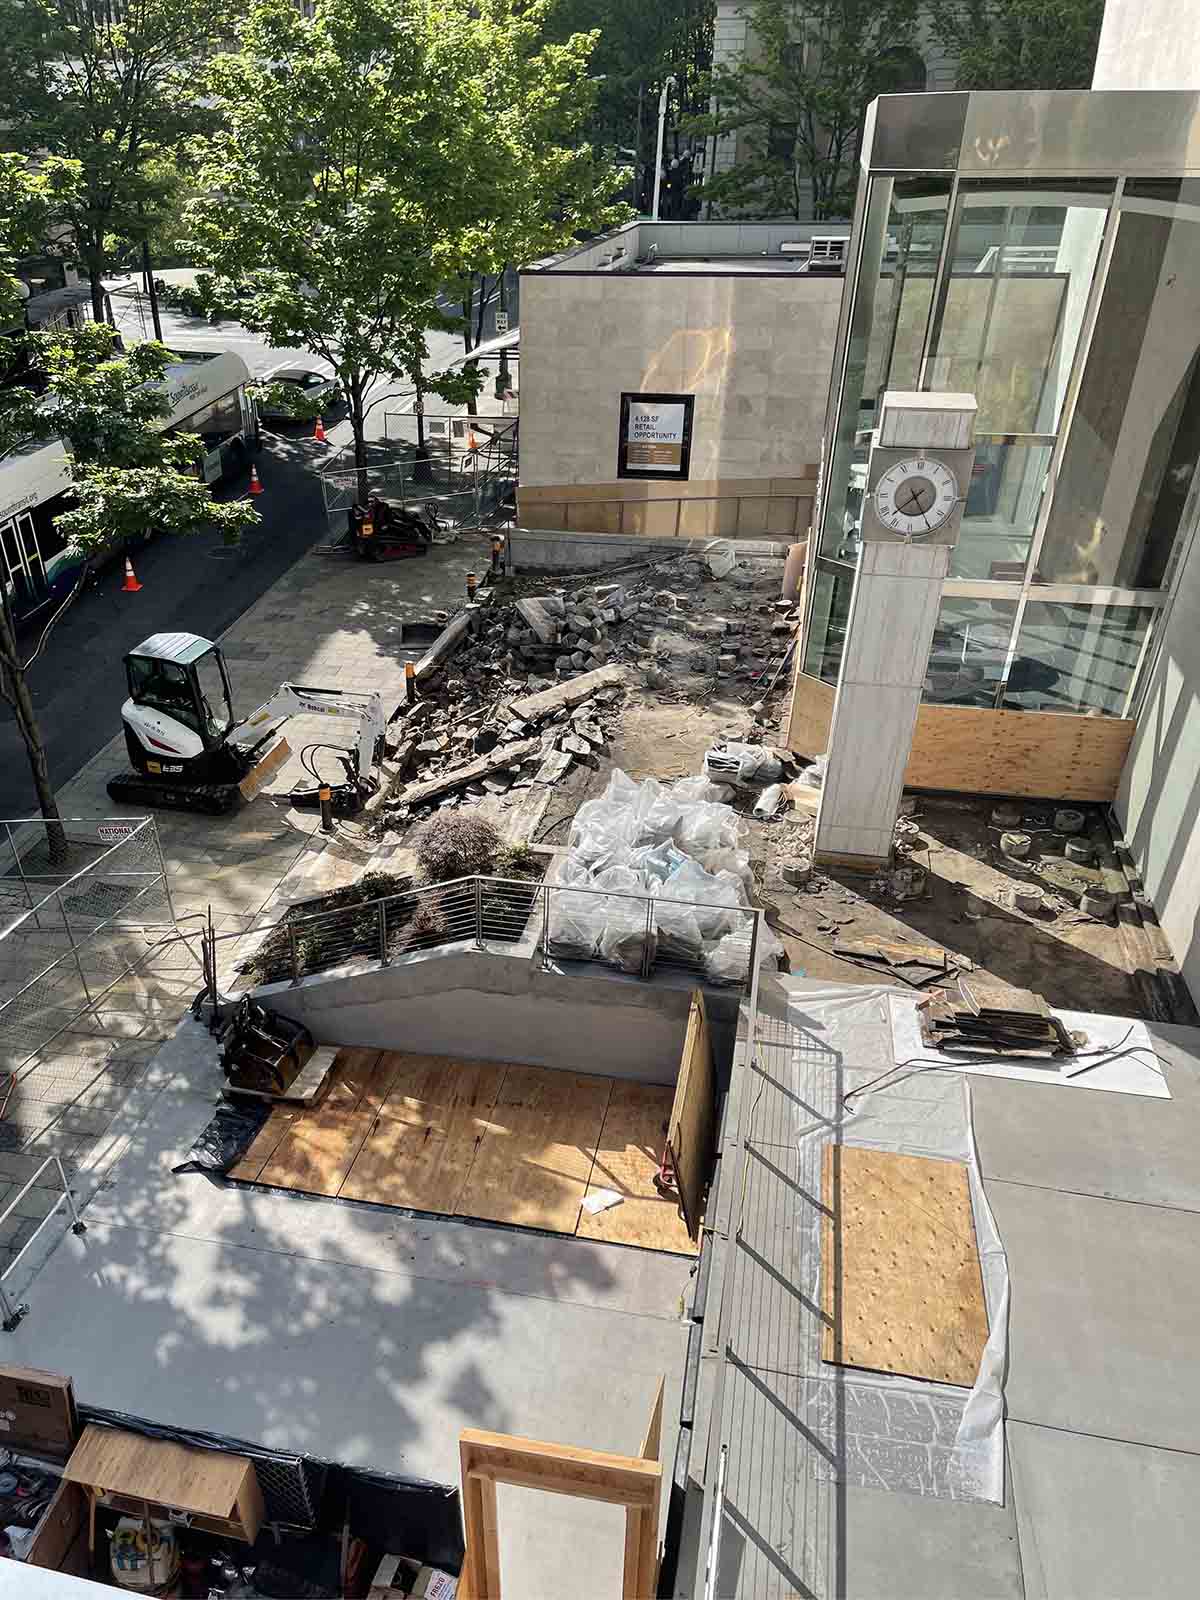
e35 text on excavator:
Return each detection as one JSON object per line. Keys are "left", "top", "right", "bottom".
{"left": 106, "top": 632, "right": 386, "bottom": 817}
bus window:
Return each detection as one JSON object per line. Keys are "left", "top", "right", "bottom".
{"left": 174, "top": 390, "right": 243, "bottom": 449}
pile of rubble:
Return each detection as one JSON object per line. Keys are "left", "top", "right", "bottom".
{"left": 379, "top": 550, "right": 800, "bottom": 824}
{"left": 481, "top": 550, "right": 796, "bottom": 697}
{"left": 382, "top": 665, "right": 629, "bottom": 824}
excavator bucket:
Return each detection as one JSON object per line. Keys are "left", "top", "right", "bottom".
{"left": 238, "top": 735, "right": 291, "bottom": 801}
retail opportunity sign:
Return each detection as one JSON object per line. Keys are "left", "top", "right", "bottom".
{"left": 618, "top": 392, "right": 694, "bottom": 480}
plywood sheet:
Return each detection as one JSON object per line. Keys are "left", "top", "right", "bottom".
{"left": 783, "top": 671, "right": 1133, "bottom": 802}
{"left": 821, "top": 1143, "right": 988, "bottom": 1387}
{"left": 340, "top": 1056, "right": 506, "bottom": 1213}
{"left": 227, "top": 1105, "right": 298, "bottom": 1183}
{"left": 577, "top": 1083, "right": 697, "bottom": 1256}
{"left": 324, "top": 1047, "right": 390, "bottom": 1111}
{"left": 64, "top": 1425, "right": 250, "bottom": 1518}
{"left": 455, "top": 1066, "right": 612, "bottom": 1234}
{"left": 667, "top": 991, "right": 715, "bottom": 1240}
{"left": 257, "top": 1104, "right": 375, "bottom": 1197}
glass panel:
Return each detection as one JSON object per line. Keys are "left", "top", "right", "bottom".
{"left": 1039, "top": 201, "right": 1200, "bottom": 589}
{"left": 1002, "top": 602, "right": 1153, "bottom": 716}
{"left": 926, "top": 181, "right": 1110, "bottom": 436}
{"left": 951, "top": 436, "right": 1054, "bottom": 580}
{"left": 128, "top": 657, "right": 200, "bottom": 728}
{"left": 802, "top": 559, "right": 856, "bottom": 685}
{"left": 923, "top": 597, "right": 1016, "bottom": 706}
{"left": 820, "top": 175, "right": 951, "bottom": 557}
{"left": 194, "top": 651, "right": 233, "bottom": 740}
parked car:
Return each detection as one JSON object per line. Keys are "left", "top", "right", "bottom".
{"left": 257, "top": 364, "right": 341, "bottom": 422}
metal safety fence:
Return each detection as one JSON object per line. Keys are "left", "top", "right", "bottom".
{"left": 318, "top": 413, "right": 517, "bottom": 540}
{"left": 246, "top": 873, "right": 761, "bottom": 992}
{"left": 0, "top": 817, "right": 177, "bottom": 1072}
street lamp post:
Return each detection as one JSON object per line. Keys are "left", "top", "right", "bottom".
{"left": 651, "top": 76, "right": 676, "bottom": 221}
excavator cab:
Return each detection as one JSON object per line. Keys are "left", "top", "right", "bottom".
{"left": 124, "top": 634, "right": 236, "bottom": 752}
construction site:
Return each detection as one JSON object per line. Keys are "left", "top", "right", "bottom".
{"left": 4, "top": 65, "right": 1200, "bottom": 1600}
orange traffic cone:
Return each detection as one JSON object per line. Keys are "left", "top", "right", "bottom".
{"left": 313, "top": 415, "right": 326, "bottom": 442}
{"left": 248, "top": 465, "right": 264, "bottom": 495}
{"left": 466, "top": 428, "right": 480, "bottom": 453}
{"left": 121, "top": 557, "right": 142, "bottom": 593}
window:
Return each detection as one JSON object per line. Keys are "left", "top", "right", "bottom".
{"left": 128, "top": 657, "right": 199, "bottom": 729}
{"left": 1038, "top": 196, "right": 1200, "bottom": 589}
{"left": 924, "top": 597, "right": 1017, "bottom": 706}
{"left": 951, "top": 436, "right": 1054, "bottom": 581}
{"left": 173, "top": 390, "right": 242, "bottom": 447}
{"left": 802, "top": 560, "right": 856, "bottom": 685}
{"left": 926, "top": 180, "right": 1111, "bottom": 436}
{"left": 768, "top": 124, "right": 798, "bottom": 164}
{"left": 820, "top": 175, "right": 952, "bottom": 557}
{"left": 1002, "top": 603, "right": 1153, "bottom": 716}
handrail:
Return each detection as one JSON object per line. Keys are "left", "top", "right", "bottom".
{"left": 280, "top": 873, "right": 760, "bottom": 991}
{"left": 0, "top": 1153, "right": 86, "bottom": 1332}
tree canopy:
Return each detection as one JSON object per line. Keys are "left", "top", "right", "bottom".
{"left": 690, "top": 0, "right": 921, "bottom": 221}
{"left": 185, "top": 0, "right": 627, "bottom": 494}
{"left": 929, "top": 0, "right": 1104, "bottom": 90}
{"left": 0, "top": 0, "right": 229, "bottom": 319}
{"left": 0, "top": 155, "right": 79, "bottom": 326}
{"left": 547, "top": 0, "right": 714, "bottom": 216}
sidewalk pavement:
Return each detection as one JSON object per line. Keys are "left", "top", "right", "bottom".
{"left": 0, "top": 531, "right": 494, "bottom": 1272}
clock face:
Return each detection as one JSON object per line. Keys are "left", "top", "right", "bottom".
{"left": 872, "top": 456, "right": 959, "bottom": 539}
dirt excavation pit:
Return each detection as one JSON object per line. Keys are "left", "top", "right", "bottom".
{"left": 357, "top": 546, "right": 1165, "bottom": 1023}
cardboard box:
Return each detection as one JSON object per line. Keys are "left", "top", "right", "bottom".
{"left": 0, "top": 1364, "right": 87, "bottom": 1576}
{"left": 0, "top": 1363, "right": 77, "bottom": 1461}
{"left": 369, "top": 1553, "right": 458, "bottom": 1599}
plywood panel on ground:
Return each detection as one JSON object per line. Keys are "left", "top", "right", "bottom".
{"left": 227, "top": 1105, "right": 298, "bottom": 1183}
{"left": 233, "top": 1051, "right": 702, "bottom": 1255}
{"left": 577, "top": 1083, "right": 696, "bottom": 1256}
{"left": 821, "top": 1143, "right": 988, "bottom": 1387}
{"left": 454, "top": 1065, "right": 612, "bottom": 1234}
{"left": 340, "top": 1056, "right": 505, "bottom": 1213}
{"left": 258, "top": 1104, "right": 374, "bottom": 1196}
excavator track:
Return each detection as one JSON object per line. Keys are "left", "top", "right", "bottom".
{"left": 105, "top": 772, "right": 241, "bottom": 816}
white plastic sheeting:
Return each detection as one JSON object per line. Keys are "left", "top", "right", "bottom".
{"left": 888, "top": 994, "right": 1169, "bottom": 1098}
{"left": 545, "top": 769, "right": 782, "bottom": 981}
{"left": 768, "top": 983, "right": 1008, "bottom": 1504}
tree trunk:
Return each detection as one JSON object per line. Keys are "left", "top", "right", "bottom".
{"left": 0, "top": 604, "right": 67, "bottom": 863}
{"left": 85, "top": 242, "right": 107, "bottom": 325}
{"left": 348, "top": 371, "right": 370, "bottom": 505}
{"left": 473, "top": 275, "right": 491, "bottom": 348}
{"left": 462, "top": 279, "right": 474, "bottom": 354}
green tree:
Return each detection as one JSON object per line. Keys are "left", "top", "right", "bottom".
{"left": 0, "top": 155, "right": 79, "bottom": 327}
{"left": 0, "top": 0, "right": 228, "bottom": 322}
{"left": 929, "top": 0, "right": 1104, "bottom": 89}
{"left": 0, "top": 325, "right": 258, "bottom": 831}
{"left": 547, "top": 0, "right": 715, "bottom": 216}
{"left": 690, "top": 0, "right": 921, "bottom": 221}
{"left": 185, "top": 0, "right": 626, "bottom": 495}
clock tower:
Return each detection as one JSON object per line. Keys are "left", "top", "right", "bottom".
{"left": 813, "top": 391, "right": 977, "bottom": 870}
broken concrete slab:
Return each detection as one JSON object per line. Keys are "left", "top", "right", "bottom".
{"left": 507, "top": 666, "right": 629, "bottom": 724}
{"left": 515, "top": 597, "right": 561, "bottom": 645}
{"left": 395, "top": 737, "right": 541, "bottom": 808}
{"left": 534, "top": 749, "right": 573, "bottom": 785}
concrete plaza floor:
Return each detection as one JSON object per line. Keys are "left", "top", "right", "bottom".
{"left": 3, "top": 1018, "right": 691, "bottom": 1598}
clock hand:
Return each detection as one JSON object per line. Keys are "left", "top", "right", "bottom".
{"left": 900, "top": 486, "right": 924, "bottom": 515}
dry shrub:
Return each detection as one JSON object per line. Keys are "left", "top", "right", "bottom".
{"left": 404, "top": 896, "right": 449, "bottom": 949}
{"left": 414, "top": 812, "right": 501, "bottom": 883}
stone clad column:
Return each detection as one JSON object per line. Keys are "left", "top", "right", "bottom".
{"left": 814, "top": 392, "right": 977, "bottom": 868}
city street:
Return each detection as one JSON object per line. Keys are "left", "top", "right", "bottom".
{"left": 0, "top": 278, "right": 511, "bottom": 817}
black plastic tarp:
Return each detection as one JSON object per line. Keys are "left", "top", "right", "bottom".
{"left": 171, "top": 1100, "right": 269, "bottom": 1178}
